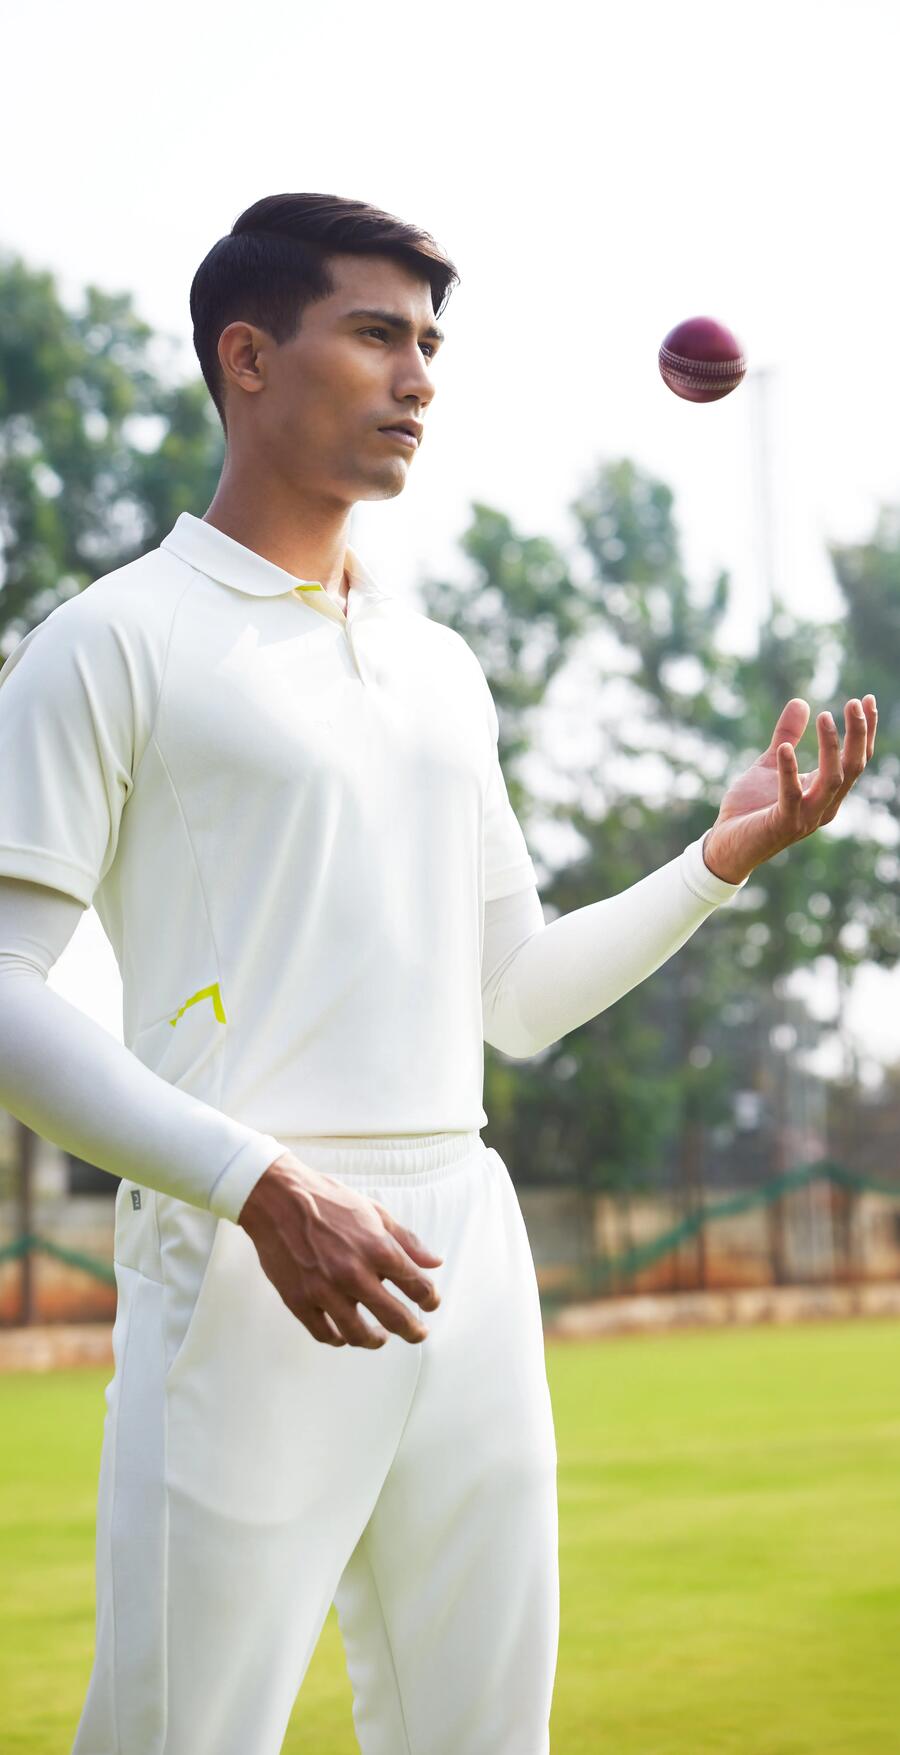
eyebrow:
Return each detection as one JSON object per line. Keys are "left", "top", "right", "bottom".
{"left": 344, "top": 307, "right": 446, "bottom": 346}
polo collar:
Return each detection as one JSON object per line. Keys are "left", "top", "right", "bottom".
{"left": 160, "top": 511, "right": 388, "bottom": 604}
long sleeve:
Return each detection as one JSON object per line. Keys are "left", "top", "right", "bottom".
{"left": 0, "top": 877, "right": 283, "bottom": 1222}
{"left": 481, "top": 833, "right": 749, "bottom": 1059}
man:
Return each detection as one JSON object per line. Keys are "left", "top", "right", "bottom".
{"left": 0, "top": 192, "right": 877, "bottom": 1754}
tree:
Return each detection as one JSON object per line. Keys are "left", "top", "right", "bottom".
{"left": 0, "top": 249, "right": 223, "bottom": 647}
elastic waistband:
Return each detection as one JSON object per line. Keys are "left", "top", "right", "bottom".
{"left": 276, "top": 1129, "right": 484, "bottom": 1186}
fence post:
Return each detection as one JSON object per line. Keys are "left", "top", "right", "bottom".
{"left": 16, "top": 1120, "right": 36, "bottom": 1326}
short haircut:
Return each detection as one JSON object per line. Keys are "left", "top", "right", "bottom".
{"left": 190, "top": 192, "right": 461, "bottom": 434}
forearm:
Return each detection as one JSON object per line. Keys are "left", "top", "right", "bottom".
{"left": 482, "top": 834, "right": 748, "bottom": 1058}
{"left": 0, "top": 883, "right": 281, "bottom": 1222}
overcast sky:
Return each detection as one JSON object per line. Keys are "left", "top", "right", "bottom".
{"left": 3, "top": 0, "right": 899, "bottom": 1079}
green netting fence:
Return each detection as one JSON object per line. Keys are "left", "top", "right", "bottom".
{"left": 536, "top": 1159, "right": 899, "bottom": 1320}
{"left": 1, "top": 1160, "right": 897, "bottom": 1311}
{"left": 586, "top": 1158, "right": 896, "bottom": 1281}
{"left": 0, "top": 1231, "right": 116, "bottom": 1284}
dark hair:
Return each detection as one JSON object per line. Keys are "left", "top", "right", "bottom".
{"left": 189, "top": 192, "right": 461, "bottom": 433}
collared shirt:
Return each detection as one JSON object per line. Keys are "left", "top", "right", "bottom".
{"left": 0, "top": 512, "right": 537, "bottom": 1217}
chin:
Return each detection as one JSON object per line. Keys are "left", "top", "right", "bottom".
{"left": 356, "top": 472, "right": 408, "bottom": 503}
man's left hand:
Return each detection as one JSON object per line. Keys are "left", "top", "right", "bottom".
{"left": 702, "top": 695, "right": 878, "bottom": 885}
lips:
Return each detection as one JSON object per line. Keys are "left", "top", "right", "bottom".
{"left": 377, "top": 420, "right": 422, "bottom": 444}
{"left": 378, "top": 428, "right": 418, "bottom": 449}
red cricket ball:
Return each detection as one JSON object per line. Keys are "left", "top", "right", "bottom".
{"left": 658, "top": 316, "right": 747, "bottom": 402}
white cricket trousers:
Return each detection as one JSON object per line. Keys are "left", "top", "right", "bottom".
{"left": 70, "top": 1130, "right": 560, "bottom": 1754}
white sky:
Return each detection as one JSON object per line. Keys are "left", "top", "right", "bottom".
{"left": 3, "top": 0, "right": 900, "bottom": 1080}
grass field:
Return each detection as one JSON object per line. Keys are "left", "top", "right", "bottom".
{"left": 2, "top": 1317, "right": 899, "bottom": 1754}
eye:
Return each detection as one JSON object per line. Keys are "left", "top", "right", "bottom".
{"left": 362, "top": 327, "right": 436, "bottom": 360}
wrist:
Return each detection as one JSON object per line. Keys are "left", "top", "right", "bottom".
{"left": 238, "top": 1152, "right": 321, "bottom": 1233}
{"left": 702, "top": 828, "right": 751, "bottom": 887}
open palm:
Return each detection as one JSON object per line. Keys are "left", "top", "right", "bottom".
{"left": 702, "top": 694, "right": 878, "bottom": 885}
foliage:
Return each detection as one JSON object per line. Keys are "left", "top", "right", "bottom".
{"left": 0, "top": 250, "right": 224, "bottom": 646}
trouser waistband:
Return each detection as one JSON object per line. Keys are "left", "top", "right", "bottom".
{"left": 274, "top": 1129, "right": 484, "bottom": 1185}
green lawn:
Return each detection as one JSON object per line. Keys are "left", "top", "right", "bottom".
{"left": 2, "top": 1319, "right": 899, "bottom": 1753}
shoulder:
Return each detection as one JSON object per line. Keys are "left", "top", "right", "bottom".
{"left": 393, "top": 604, "right": 495, "bottom": 726}
{"left": 52, "top": 544, "right": 196, "bottom": 643}
{"left": 394, "top": 601, "right": 490, "bottom": 681}
{"left": 0, "top": 545, "right": 196, "bottom": 690}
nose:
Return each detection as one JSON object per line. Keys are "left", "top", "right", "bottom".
{"left": 396, "top": 350, "right": 435, "bottom": 410}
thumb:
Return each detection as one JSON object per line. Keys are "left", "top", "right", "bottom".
{"left": 764, "top": 697, "right": 809, "bottom": 761}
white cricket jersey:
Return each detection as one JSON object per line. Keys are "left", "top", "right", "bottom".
{"left": 0, "top": 513, "right": 538, "bottom": 1211}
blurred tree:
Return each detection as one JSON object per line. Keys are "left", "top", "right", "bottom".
{"left": 416, "top": 501, "right": 586, "bottom": 809}
{"left": 565, "top": 456, "right": 787, "bottom": 1276}
{"left": 426, "top": 456, "right": 895, "bottom": 1292}
{"left": 827, "top": 502, "right": 900, "bottom": 1003}
{"left": 829, "top": 504, "right": 900, "bottom": 812}
{"left": 569, "top": 457, "right": 896, "bottom": 1281}
{"left": 418, "top": 479, "right": 738, "bottom": 1240}
{"left": 0, "top": 248, "right": 223, "bottom": 645}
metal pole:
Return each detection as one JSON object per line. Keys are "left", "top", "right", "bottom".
{"left": 748, "top": 364, "right": 779, "bottom": 623}
{"left": 16, "top": 1119, "right": 35, "bottom": 1325}
{"left": 751, "top": 362, "right": 800, "bottom": 1283}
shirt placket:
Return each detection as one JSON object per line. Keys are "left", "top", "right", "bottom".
{"left": 290, "top": 582, "right": 375, "bottom": 685}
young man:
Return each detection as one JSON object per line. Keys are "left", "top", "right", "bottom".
{"left": 0, "top": 192, "right": 877, "bottom": 1754}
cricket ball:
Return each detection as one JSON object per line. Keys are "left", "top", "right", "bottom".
{"left": 658, "top": 316, "right": 747, "bottom": 403}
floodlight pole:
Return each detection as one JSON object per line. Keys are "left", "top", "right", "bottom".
{"left": 747, "top": 363, "right": 779, "bottom": 627}
{"left": 748, "top": 362, "right": 793, "bottom": 1282}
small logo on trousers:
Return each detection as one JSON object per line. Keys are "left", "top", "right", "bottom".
{"left": 131, "top": 1189, "right": 142, "bottom": 1210}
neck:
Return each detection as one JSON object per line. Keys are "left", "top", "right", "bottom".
{"left": 203, "top": 463, "right": 353, "bottom": 601}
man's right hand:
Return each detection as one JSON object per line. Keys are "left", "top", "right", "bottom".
{"left": 237, "top": 1151, "right": 443, "bottom": 1349}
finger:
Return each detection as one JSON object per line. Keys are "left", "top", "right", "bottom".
{"left": 819, "top": 700, "right": 868, "bottom": 824}
{"left": 829, "top": 699, "right": 865, "bottom": 795}
{"left": 383, "top": 1247, "right": 442, "bottom": 1310}
{"left": 841, "top": 697, "right": 869, "bottom": 777}
{"left": 371, "top": 1203, "right": 443, "bottom": 1266}
{"left": 778, "top": 730, "right": 834, "bottom": 835}
{"left": 323, "top": 1290, "right": 392, "bottom": 1348}
{"left": 763, "top": 697, "right": 810, "bottom": 764}
{"left": 302, "top": 1304, "right": 348, "bottom": 1346}
{"left": 777, "top": 698, "right": 873, "bottom": 834}
{"left": 359, "top": 1279, "right": 430, "bottom": 1343}
{"left": 367, "top": 1225, "right": 442, "bottom": 1310}
{"left": 863, "top": 693, "right": 878, "bottom": 761}
{"left": 805, "top": 710, "right": 843, "bottom": 812}
{"left": 777, "top": 740, "right": 804, "bottom": 825}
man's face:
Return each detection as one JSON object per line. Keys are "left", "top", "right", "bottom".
{"left": 217, "top": 253, "right": 443, "bottom": 507}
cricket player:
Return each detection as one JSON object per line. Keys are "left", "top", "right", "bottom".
{"left": 0, "top": 192, "right": 877, "bottom": 1754}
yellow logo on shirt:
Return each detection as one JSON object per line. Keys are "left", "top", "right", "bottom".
{"left": 168, "top": 982, "right": 227, "bottom": 1028}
